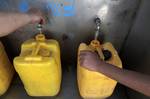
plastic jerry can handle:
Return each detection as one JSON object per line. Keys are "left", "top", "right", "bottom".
{"left": 31, "top": 44, "right": 41, "bottom": 56}
{"left": 31, "top": 34, "right": 46, "bottom": 56}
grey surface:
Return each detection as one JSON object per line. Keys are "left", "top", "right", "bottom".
{"left": 0, "top": 0, "right": 140, "bottom": 63}
{"left": 121, "top": 0, "right": 150, "bottom": 99}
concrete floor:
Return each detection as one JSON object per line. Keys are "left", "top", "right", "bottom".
{"left": 1, "top": 65, "right": 127, "bottom": 99}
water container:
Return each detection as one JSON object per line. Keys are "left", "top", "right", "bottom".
{"left": 0, "top": 42, "right": 14, "bottom": 95}
{"left": 77, "top": 40, "right": 122, "bottom": 99}
{"left": 13, "top": 34, "right": 61, "bottom": 96}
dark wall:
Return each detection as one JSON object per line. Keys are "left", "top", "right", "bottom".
{"left": 121, "top": 0, "right": 150, "bottom": 99}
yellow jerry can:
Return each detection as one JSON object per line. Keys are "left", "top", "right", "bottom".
{"left": 77, "top": 40, "right": 122, "bottom": 99}
{"left": 13, "top": 34, "right": 61, "bottom": 96}
{"left": 0, "top": 42, "right": 14, "bottom": 95}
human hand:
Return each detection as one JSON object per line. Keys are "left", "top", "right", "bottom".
{"left": 79, "top": 50, "right": 101, "bottom": 71}
{"left": 27, "top": 8, "right": 46, "bottom": 24}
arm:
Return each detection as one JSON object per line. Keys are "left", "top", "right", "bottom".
{"left": 0, "top": 12, "right": 42, "bottom": 37}
{"left": 79, "top": 50, "right": 150, "bottom": 97}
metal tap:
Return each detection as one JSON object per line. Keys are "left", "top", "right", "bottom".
{"left": 37, "top": 19, "right": 44, "bottom": 34}
{"left": 94, "top": 17, "right": 101, "bottom": 40}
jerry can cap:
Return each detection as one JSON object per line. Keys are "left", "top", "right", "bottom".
{"left": 36, "top": 34, "right": 46, "bottom": 41}
{"left": 90, "top": 40, "right": 100, "bottom": 48}
{"left": 90, "top": 40, "right": 105, "bottom": 60}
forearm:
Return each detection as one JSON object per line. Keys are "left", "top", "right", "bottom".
{"left": 97, "top": 61, "right": 150, "bottom": 97}
{"left": 0, "top": 13, "right": 34, "bottom": 37}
